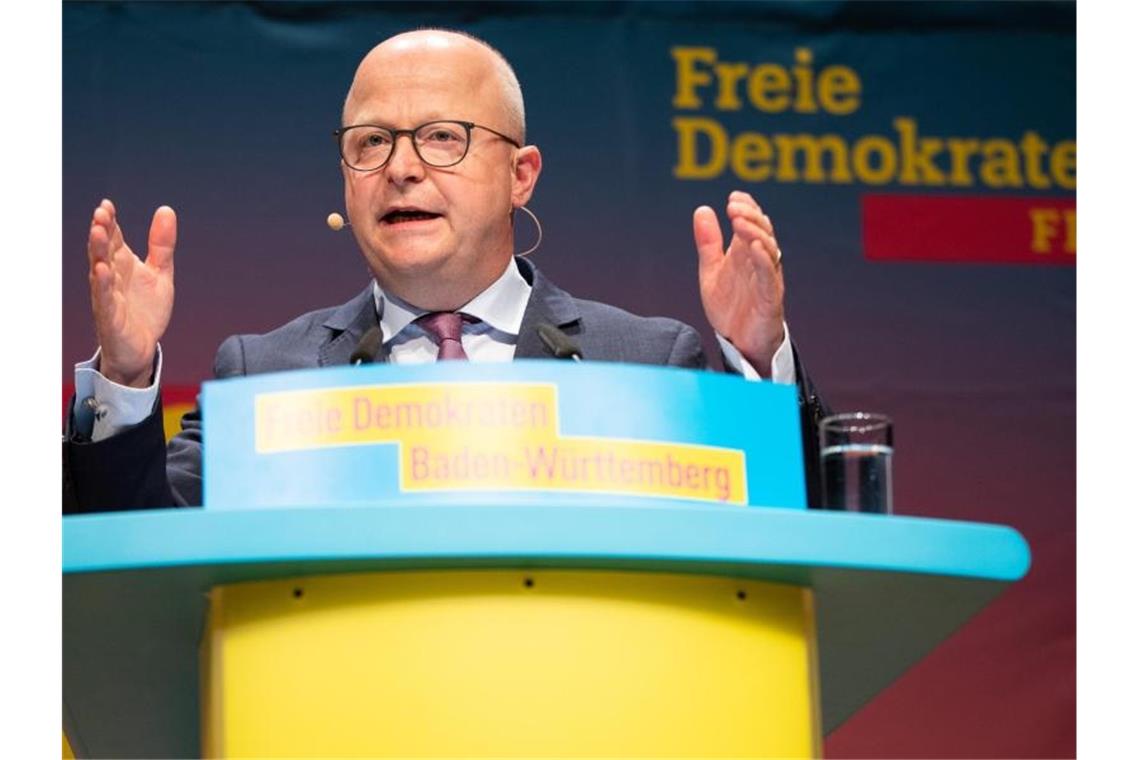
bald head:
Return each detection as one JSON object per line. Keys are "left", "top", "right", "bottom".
{"left": 343, "top": 29, "right": 526, "bottom": 143}
{"left": 337, "top": 27, "right": 544, "bottom": 311}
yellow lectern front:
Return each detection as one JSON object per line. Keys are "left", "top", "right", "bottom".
{"left": 204, "top": 569, "right": 819, "bottom": 757}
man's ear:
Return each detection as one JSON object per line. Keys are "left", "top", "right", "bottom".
{"left": 511, "top": 145, "right": 542, "bottom": 208}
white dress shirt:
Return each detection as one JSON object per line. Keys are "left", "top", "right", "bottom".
{"left": 73, "top": 260, "right": 796, "bottom": 442}
{"left": 376, "top": 257, "right": 532, "bottom": 364}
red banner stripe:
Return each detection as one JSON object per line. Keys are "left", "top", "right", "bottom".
{"left": 862, "top": 194, "right": 1076, "bottom": 265}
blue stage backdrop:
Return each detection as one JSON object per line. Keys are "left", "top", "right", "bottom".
{"left": 62, "top": 3, "right": 1075, "bottom": 757}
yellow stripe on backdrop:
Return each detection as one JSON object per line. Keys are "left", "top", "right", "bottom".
{"left": 163, "top": 403, "right": 196, "bottom": 443}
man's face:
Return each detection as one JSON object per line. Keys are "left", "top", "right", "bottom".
{"left": 341, "top": 39, "right": 535, "bottom": 310}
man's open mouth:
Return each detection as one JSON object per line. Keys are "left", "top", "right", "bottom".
{"left": 381, "top": 209, "right": 442, "bottom": 224}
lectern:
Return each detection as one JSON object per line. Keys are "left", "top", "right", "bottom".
{"left": 63, "top": 362, "right": 1029, "bottom": 758}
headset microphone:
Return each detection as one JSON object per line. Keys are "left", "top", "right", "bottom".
{"left": 327, "top": 212, "right": 350, "bottom": 231}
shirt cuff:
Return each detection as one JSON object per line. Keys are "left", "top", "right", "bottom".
{"left": 73, "top": 346, "right": 163, "bottom": 442}
{"left": 716, "top": 323, "right": 797, "bottom": 385}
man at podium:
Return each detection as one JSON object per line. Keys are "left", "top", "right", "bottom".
{"left": 64, "top": 29, "right": 828, "bottom": 512}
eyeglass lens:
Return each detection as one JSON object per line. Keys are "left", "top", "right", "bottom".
{"left": 340, "top": 122, "right": 469, "bottom": 170}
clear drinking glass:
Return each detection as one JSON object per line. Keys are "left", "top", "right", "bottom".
{"left": 819, "top": 413, "right": 893, "bottom": 514}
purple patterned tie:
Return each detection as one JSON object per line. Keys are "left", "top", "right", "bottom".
{"left": 417, "top": 312, "right": 471, "bottom": 361}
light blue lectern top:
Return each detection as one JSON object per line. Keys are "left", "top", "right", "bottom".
{"left": 66, "top": 501, "right": 1027, "bottom": 581}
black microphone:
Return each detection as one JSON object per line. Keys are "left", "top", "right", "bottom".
{"left": 350, "top": 326, "right": 383, "bottom": 365}
{"left": 537, "top": 323, "right": 582, "bottom": 361}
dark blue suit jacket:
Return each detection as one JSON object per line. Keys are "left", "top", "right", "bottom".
{"left": 64, "top": 258, "right": 828, "bottom": 511}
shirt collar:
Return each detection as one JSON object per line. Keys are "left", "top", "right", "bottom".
{"left": 372, "top": 259, "right": 533, "bottom": 343}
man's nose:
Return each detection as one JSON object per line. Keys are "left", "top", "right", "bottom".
{"left": 384, "top": 133, "right": 425, "bottom": 183}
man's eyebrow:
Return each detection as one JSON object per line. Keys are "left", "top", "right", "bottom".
{"left": 346, "top": 113, "right": 451, "bottom": 128}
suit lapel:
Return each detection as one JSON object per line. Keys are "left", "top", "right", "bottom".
{"left": 317, "top": 285, "right": 385, "bottom": 367}
{"left": 514, "top": 257, "right": 582, "bottom": 359}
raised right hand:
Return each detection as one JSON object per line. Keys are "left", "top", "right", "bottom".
{"left": 87, "top": 199, "right": 177, "bottom": 388}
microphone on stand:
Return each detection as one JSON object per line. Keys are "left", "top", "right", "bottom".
{"left": 350, "top": 326, "right": 382, "bottom": 365}
{"left": 537, "top": 323, "right": 583, "bottom": 361}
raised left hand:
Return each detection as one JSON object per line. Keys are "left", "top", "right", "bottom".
{"left": 693, "top": 191, "right": 786, "bottom": 376}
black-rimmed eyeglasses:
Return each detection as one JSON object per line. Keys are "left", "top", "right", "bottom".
{"left": 334, "top": 120, "right": 521, "bottom": 172}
